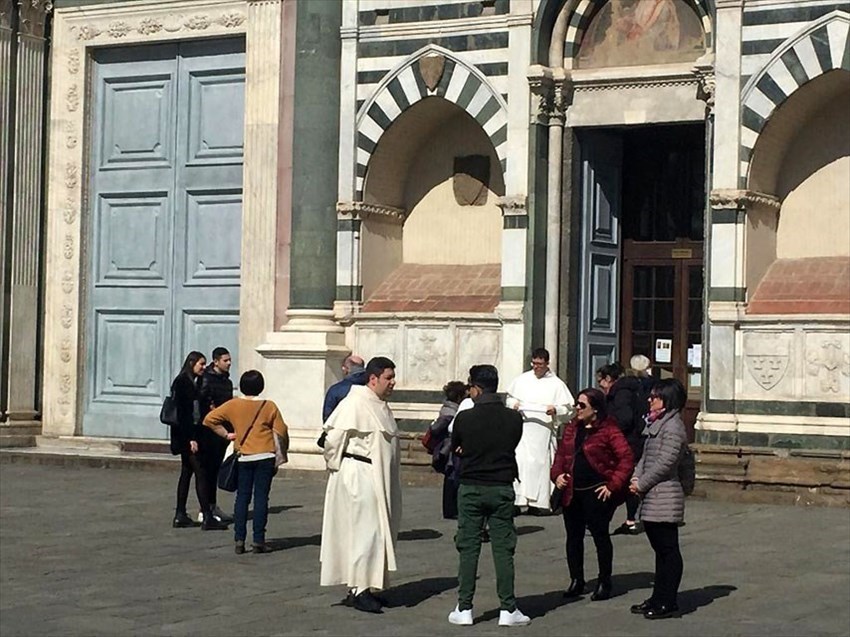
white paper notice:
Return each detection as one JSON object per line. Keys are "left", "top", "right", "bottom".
{"left": 688, "top": 344, "right": 703, "bottom": 368}
{"left": 655, "top": 338, "right": 672, "bottom": 364}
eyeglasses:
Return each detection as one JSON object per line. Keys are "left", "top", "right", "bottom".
{"left": 648, "top": 394, "right": 661, "bottom": 401}
{"left": 575, "top": 401, "right": 588, "bottom": 409}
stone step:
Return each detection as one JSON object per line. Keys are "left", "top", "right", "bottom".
{"left": 0, "top": 421, "right": 42, "bottom": 448}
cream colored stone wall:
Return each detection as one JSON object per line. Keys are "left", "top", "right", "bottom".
{"left": 402, "top": 111, "right": 503, "bottom": 265}
{"left": 360, "top": 217, "right": 402, "bottom": 300}
{"left": 776, "top": 95, "right": 850, "bottom": 259}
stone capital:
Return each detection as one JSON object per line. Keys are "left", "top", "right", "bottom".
{"left": 710, "top": 189, "right": 780, "bottom": 213}
{"left": 1, "top": 0, "right": 14, "bottom": 30}
{"left": 18, "top": 0, "right": 52, "bottom": 38}
{"left": 692, "top": 54, "right": 716, "bottom": 113}
{"left": 527, "top": 65, "right": 570, "bottom": 126}
{"left": 496, "top": 195, "right": 527, "bottom": 216}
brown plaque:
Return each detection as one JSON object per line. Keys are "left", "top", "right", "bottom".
{"left": 671, "top": 248, "right": 693, "bottom": 259}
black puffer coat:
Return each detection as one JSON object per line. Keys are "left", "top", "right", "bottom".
{"left": 606, "top": 376, "right": 645, "bottom": 459}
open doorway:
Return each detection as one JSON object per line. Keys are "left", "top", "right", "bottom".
{"left": 576, "top": 123, "right": 705, "bottom": 437}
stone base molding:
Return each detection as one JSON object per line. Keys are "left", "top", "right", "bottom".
{"left": 256, "top": 310, "right": 349, "bottom": 470}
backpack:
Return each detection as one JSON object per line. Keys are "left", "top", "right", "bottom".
{"left": 678, "top": 445, "right": 696, "bottom": 496}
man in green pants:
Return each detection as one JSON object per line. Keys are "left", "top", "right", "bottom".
{"left": 448, "top": 364, "right": 530, "bottom": 627}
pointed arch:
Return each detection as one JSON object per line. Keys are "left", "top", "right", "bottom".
{"left": 354, "top": 45, "right": 508, "bottom": 200}
{"left": 741, "top": 10, "right": 850, "bottom": 182}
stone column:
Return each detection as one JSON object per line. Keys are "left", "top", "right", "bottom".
{"left": 0, "top": 0, "right": 14, "bottom": 420}
{"left": 240, "top": 0, "right": 282, "bottom": 375}
{"left": 257, "top": 0, "right": 345, "bottom": 469}
{"left": 5, "top": 0, "right": 49, "bottom": 424}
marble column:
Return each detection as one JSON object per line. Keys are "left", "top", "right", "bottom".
{"left": 0, "top": 1, "right": 14, "bottom": 420}
{"left": 240, "top": 0, "right": 282, "bottom": 375}
{"left": 5, "top": 0, "right": 49, "bottom": 423}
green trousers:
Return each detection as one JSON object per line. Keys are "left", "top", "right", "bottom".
{"left": 456, "top": 483, "right": 517, "bottom": 611}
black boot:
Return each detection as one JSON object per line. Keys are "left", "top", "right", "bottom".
{"left": 590, "top": 578, "right": 612, "bottom": 601}
{"left": 201, "top": 510, "right": 228, "bottom": 531}
{"left": 563, "top": 578, "right": 585, "bottom": 598}
{"left": 172, "top": 511, "right": 195, "bottom": 528}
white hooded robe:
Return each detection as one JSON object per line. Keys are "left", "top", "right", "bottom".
{"left": 319, "top": 385, "right": 402, "bottom": 592}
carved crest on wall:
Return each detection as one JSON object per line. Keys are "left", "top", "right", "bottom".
{"left": 806, "top": 339, "right": 850, "bottom": 393}
{"left": 419, "top": 54, "right": 445, "bottom": 92}
{"left": 745, "top": 338, "right": 790, "bottom": 391}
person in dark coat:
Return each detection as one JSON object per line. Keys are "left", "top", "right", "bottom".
{"left": 629, "top": 378, "right": 688, "bottom": 620}
{"left": 199, "top": 346, "right": 235, "bottom": 523}
{"left": 322, "top": 354, "right": 368, "bottom": 423}
{"left": 551, "top": 387, "right": 634, "bottom": 602}
{"left": 597, "top": 362, "right": 645, "bottom": 535}
{"left": 170, "top": 351, "right": 227, "bottom": 531}
{"left": 428, "top": 381, "right": 468, "bottom": 519}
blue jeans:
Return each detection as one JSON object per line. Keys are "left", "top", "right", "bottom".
{"left": 234, "top": 458, "right": 275, "bottom": 544}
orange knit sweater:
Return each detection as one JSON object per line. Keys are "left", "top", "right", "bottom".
{"left": 203, "top": 398, "right": 288, "bottom": 456}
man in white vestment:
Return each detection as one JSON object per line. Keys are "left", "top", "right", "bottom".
{"left": 320, "top": 356, "right": 402, "bottom": 614}
{"left": 506, "top": 348, "right": 575, "bottom": 514}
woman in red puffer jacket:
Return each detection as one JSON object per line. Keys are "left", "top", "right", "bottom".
{"left": 550, "top": 387, "right": 634, "bottom": 603}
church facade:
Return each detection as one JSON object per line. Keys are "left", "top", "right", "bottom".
{"left": 22, "top": 0, "right": 850, "bottom": 499}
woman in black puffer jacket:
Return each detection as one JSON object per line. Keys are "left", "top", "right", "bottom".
{"left": 169, "top": 351, "right": 227, "bottom": 531}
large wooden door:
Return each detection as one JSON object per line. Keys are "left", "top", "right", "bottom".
{"left": 83, "top": 39, "right": 245, "bottom": 438}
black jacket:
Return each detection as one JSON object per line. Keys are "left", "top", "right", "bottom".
{"left": 201, "top": 365, "right": 234, "bottom": 412}
{"left": 451, "top": 393, "right": 523, "bottom": 486}
{"left": 169, "top": 373, "right": 202, "bottom": 455}
{"left": 606, "top": 376, "right": 646, "bottom": 452}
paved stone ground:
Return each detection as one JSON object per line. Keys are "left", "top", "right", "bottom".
{"left": 1, "top": 462, "right": 849, "bottom": 637}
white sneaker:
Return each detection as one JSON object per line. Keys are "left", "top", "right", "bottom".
{"left": 498, "top": 609, "right": 531, "bottom": 627}
{"left": 448, "top": 606, "right": 473, "bottom": 626}
{"left": 196, "top": 511, "right": 204, "bottom": 523}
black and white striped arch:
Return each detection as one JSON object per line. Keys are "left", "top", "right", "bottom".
{"left": 355, "top": 47, "right": 508, "bottom": 201}
{"left": 740, "top": 10, "right": 850, "bottom": 185}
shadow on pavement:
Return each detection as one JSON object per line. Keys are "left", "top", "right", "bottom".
{"left": 678, "top": 584, "right": 737, "bottom": 616}
{"left": 516, "top": 525, "right": 545, "bottom": 536}
{"left": 247, "top": 504, "right": 302, "bottom": 521}
{"left": 383, "top": 576, "right": 458, "bottom": 608}
{"left": 605, "top": 571, "right": 656, "bottom": 598}
{"left": 398, "top": 528, "right": 443, "bottom": 541}
{"left": 266, "top": 533, "right": 322, "bottom": 551}
{"left": 477, "top": 590, "right": 583, "bottom": 622}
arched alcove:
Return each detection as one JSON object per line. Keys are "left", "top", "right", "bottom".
{"left": 360, "top": 97, "right": 505, "bottom": 310}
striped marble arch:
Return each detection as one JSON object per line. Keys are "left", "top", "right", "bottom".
{"left": 740, "top": 10, "right": 850, "bottom": 185}
{"left": 562, "top": 0, "right": 713, "bottom": 63}
{"left": 354, "top": 45, "right": 508, "bottom": 201}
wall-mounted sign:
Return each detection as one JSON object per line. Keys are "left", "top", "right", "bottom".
{"left": 655, "top": 338, "right": 672, "bottom": 364}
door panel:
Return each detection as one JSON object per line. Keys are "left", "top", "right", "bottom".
{"left": 84, "top": 40, "right": 245, "bottom": 439}
{"left": 577, "top": 131, "right": 623, "bottom": 389}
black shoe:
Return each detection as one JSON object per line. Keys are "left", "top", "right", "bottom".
{"left": 172, "top": 512, "right": 195, "bottom": 528}
{"left": 201, "top": 515, "right": 229, "bottom": 531}
{"left": 630, "top": 599, "right": 655, "bottom": 614}
{"left": 563, "top": 578, "right": 585, "bottom": 598}
{"left": 212, "top": 506, "right": 234, "bottom": 524}
{"left": 352, "top": 590, "right": 383, "bottom": 614}
{"left": 342, "top": 592, "right": 355, "bottom": 607}
{"left": 590, "top": 579, "right": 611, "bottom": 601}
{"left": 251, "top": 542, "right": 273, "bottom": 554}
{"left": 528, "top": 507, "right": 553, "bottom": 517}
{"left": 513, "top": 506, "right": 523, "bottom": 517}
{"left": 612, "top": 522, "right": 634, "bottom": 536}
{"left": 235, "top": 541, "right": 245, "bottom": 555}
{"left": 644, "top": 603, "right": 679, "bottom": 619}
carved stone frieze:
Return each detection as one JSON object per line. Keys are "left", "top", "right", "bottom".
{"left": 61, "top": 271, "right": 74, "bottom": 294}
{"left": 64, "top": 163, "right": 78, "bottom": 189}
{"left": 66, "top": 48, "right": 80, "bottom": 74}
{"left": 806, "top": 338, "right": 850, "bottom": 394}
{"left": 62, "top": 234, "right": 73, "bottom": 259}
{"left": 710, "top": 189, "right": 780, "bottom": 212}
{"left": 63, "top": 199, "right": 76, "bottom": 224}
{"left": 60, "top": 305, "right": 73, "bottom": 329}
{"left": 66, "top": 85, "right": 79, "bottom": 112}
{"left": 73, "top": 11, "right": 245, "bottom": 42}
{"left": 18, "top": 0, "right": 53, "bottom": 38}
{"left": 337, "top": 201, "right": 405, "bottom": 223}
{"left": 496, "top": 195, "right": 527, "bottom": 216}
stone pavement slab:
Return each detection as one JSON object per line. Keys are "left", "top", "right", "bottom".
{"left": 1, "top": 463, "right": 849, "bottom": 637}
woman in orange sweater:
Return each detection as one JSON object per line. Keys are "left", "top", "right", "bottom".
{"left": 204, "top": 370, "right": 288, "bottom": 554}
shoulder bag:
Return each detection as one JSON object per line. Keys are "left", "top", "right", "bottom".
{"left": 218, "top": 401, "right": 266, "bottom": 493}
{"left": 159, "top": 391, "right": 179, "bottom": 427}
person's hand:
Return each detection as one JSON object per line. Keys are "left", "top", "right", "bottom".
{"left": 226, "top": 432, "right": 236, "bottom": 441}
{"left": 629, "top": 482, "right": 640, "bottom": 495}
{"left": 512, "top": 403, "right": 520, "bottom": 410}
{"left": 555, "top": 473, "right": 569, "bottom": 489}
{"left": 595, "top": 485, "right": 612, "bottom": 501}
{"left": 546, "top": 405, "right": 557, "bottom": 416}
{"left": 189, "top": 440, "right": 198, "bottom": 454}
{"left": 455, "top": 446, "right": 463, "bottom": 455}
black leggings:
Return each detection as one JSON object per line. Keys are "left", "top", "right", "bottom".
{"left": 562, "top": 487, "right": 616, "bottom": 581}
{"left": 644, "top": 521, "right": 683, "bottom": 606}
{"left": 176, "top": 451, "right": 211, "bottom": 515}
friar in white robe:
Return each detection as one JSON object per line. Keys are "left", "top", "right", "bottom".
{"left": 320, "top": 359, "right": 402, "bottom": 605}
{"left": 506, "top": 350, "right": 575, "bottom": 511}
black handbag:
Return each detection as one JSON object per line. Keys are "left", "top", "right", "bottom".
{"left": 549, "top": 486, "right": 565, "bottom": 515}
{"left": 218, "top": 401, "right": 266, "bottom": 493}
{"left": 159, "top": 393, "right": 179, "bottom": 427}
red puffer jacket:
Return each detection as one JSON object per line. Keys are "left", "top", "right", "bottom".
{"left": 550, "top": 416, "right": 634, "bottom": 508}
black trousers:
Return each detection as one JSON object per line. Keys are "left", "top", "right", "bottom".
{"left": 625, "top": 493, "right": 641, "bottom": 521}
{"left": 442, "top": 476, "right": 459, "bottom": 520}
{"left": 200, "top": 429, "right": 227, "bottom": 508}
{"left": 562, "top": 487, "right": 615, "bottom": 581}
{"left": 643, "top": 521, "right": 683, "bottom": 606}
{"left": 176, "top": 450, "right": 210, "bottom": 515}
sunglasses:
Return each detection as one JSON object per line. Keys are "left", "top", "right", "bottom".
{"left": 648, "top": 394, "right": 661, "bottom": 401}
{"left": 575, "top": 401, "right": 588, "bottom": 409}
